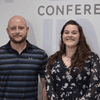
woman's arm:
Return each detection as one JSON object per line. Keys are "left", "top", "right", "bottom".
{"left": 80, "top": 53, "right": 100, "bottom": 100}
{"left": 45, "top": 66, "right": 59, "bottom": 100}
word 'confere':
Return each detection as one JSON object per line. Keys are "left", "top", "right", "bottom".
{"left": 38, "top": 4, "right": 100, "bottom": 16}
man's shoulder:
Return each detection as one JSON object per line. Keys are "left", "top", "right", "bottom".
{"left": 30, "top": 43, "right": 41, "bottom": 50}
{"left": 29, "top": 42, "right": 47, "bottom": 56}
{"left": 0, "top": 44, "right": 8, "bottom": 54}
{"left": 0, "top": 44, "right": 7, "bottom": 50}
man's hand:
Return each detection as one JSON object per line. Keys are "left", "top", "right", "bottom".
{"left": 40, "top": 78, "right": 48, "bottom": 100}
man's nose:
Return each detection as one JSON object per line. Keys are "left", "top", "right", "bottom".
{"left": 16, "top": 28, "right": 20, "bottom": 34}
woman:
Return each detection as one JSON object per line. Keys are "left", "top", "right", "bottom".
{"left": 45, "top": 20, "right": 100, "bottom": 100}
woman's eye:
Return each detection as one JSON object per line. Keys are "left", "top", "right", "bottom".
{"left": 65, "top": 32, "right": 69, "bottom": 34}
{"left": 73, "top": 32, "right": 77, "bottom": 34}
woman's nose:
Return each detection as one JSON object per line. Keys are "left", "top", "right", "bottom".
{"left": 68, "top": 32, "right": 72, "bottom": 36}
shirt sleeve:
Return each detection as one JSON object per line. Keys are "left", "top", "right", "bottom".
{"left": 39, "top": 52, "right": 48, "bottom": 78}
{"left": 80, "top": 53, "right": 100, "bottom": 100}
{"left": 45, "top": 65, "right": 59, "bottom": 100}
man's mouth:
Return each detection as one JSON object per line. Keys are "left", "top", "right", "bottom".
{"left": 13, "top": 34, "right": 22, "bottom": 37}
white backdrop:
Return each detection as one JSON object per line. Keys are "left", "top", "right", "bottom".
{"left": 0, "top": 0, "right": 100, "bottom": 99}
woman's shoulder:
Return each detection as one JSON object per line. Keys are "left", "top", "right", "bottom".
{"left": 89, "top": 52, "right": 100, "bottom": 66}
{"left": 52, "top": 57, "right": 62, "bottom": 66}
{"left": 90, "top": 52, "right": 100, "bottom": 59}
{"left": 50, "top": 57, "right": 62, "bottom": 75}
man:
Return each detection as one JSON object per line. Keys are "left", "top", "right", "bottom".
{"left": 0, "top": 15, "right": 48, "bottom": 100}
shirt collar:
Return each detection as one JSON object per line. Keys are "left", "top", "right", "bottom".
{"left": 5, "top": 40, "right": 33, "bottom": 50}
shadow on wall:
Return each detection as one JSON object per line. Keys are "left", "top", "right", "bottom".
{"left": 5, "top": 0, "right": 13, "bottom": 3}
{"left": 76, "top": 19, "right": 100, "bottom": 57}
{"left": 26, "top": 21, "right": 42, "bottom": 100}
{"left": 43, "top": 19, "right": 52, "bottom": 56}
{"left": 26, "top": 20, "right": 37, "bottom": 46}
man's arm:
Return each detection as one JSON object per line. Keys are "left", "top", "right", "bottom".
{"left": 40, "top": 78, "right": 49, "bottom": 100}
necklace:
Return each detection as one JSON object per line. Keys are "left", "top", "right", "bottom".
{"left": 64, "top": 54, "right": 71, "bottom": 61}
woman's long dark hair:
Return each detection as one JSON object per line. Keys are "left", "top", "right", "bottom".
{"left": 47, "top": 20, "right": 91, "bottom": 74}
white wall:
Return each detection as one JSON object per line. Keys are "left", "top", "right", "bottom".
{"left": 0, "top": 0, "right": 100, "bottom": 99}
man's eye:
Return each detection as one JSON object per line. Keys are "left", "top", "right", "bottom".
{"left": 19, "top": 27, "right": 24, "bottom": 29}
{"left": 11, "top": 27, "right": 16, "bottom": 30}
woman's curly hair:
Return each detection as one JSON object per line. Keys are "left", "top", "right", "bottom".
{"left": 47, "top": 20, "right": 91, "bottom": 74}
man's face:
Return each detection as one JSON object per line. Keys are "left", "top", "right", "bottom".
{"left": 6, "top": 17, "right": 29, "bottom": 44}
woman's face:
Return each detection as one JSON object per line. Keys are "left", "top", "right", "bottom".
{"left": 62, "top": 24, "right": 80, "bottom": 48}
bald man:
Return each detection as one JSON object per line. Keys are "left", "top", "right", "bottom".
{"left": 0, "top": 15, "right": 48, "bottom": 100}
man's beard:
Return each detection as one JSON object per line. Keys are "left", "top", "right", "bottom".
{"left": 9, "top": 36, "right": 27, "bottom": 44}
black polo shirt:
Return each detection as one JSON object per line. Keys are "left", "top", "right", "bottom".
{"left": 0, "top": 40, "right": 48, "bottom": 100}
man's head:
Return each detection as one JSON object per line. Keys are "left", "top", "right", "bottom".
{"left": 6, "top": 15, "right": 29, "bottom": 44}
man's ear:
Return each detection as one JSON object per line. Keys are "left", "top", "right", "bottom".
{"left": 26, "top": 26, "right": 29, "bottom": 33}
{"left": 6, "top": 27, "right": 9, "bottom": 35}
